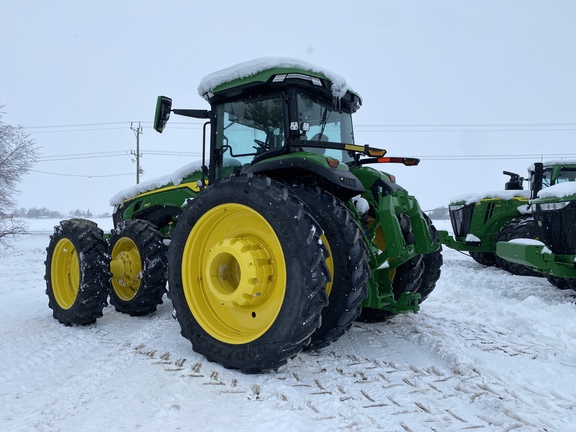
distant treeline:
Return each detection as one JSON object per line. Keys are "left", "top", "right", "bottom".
{"left": 11, "top": 208, "right": 111, "bottom": 219}
{"left": 12, "top": 206, "right": 448, "bottom": 221}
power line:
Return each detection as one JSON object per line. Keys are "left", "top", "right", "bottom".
{"left": 357, "top": 122, "right": 576, "bottom": 128}
{"left": 25, "top": 121, "right": 203, "bottom": 134}
{"left": 26, "top": 121, "right": 147, "bottom": 129}
{"left": 31, "top": 127, "right": 130, "bottom": 134}
{"left": 39, "top": 152, "right": 130, "bottom": 162}
{"left": 416, "top": 153, "right": 576, "bottom": 161}
{"left": 30, "top": 169, "right": 134, "bottom": 178}
{"left": 355, "top": 122, "right": 576, "bottom": 132}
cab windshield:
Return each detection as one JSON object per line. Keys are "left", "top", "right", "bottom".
{"left": 541, "top": 167, "right": 576, "bottom": 188}
{"left": 297, "top": 93, "right": 355, "bottom": 164}
{"left": 214, "top": 91, "right": 357, "bottom": 166}
{"left": 215, "top": 96, "right": 285, "bottom": 166}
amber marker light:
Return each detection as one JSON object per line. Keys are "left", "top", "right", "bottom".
{"left": 326, "top": 157, "right": 339, "bottom": 168}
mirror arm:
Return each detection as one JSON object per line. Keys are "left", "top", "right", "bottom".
{"left": 173, "top": 109, "right": 210, "bottom": 119}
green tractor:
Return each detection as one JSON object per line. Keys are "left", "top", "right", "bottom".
{"left": 45, "top": 58, "right": 442, "bottom": 373}
{"left": 496, "top": 163, "right": 576, "bottom": 290}
{"left": 438, "top": 160, "right": 576, "bottom": 277}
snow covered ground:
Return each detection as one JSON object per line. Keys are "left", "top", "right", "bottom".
{"left": 1, "top": 218, "right": 575, "bottom": 432}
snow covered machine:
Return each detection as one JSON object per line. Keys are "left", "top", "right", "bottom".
{"left": 496, "top": 163, "right": 576, "bottom": 290}
{"left": 44, "top": 58, "right": 442, "bottom": 373}
{"left": 438, "top": 161, "right": 576, "bottom": 277}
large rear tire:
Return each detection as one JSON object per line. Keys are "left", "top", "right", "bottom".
{"left": 108, "top": 219, "right": 168, "bottom": 316}
{"left": 494, "top": 217, "right": 543, "bottom": 277}
{"left": 45, "top": 219, "right": 109, "bottom": 326}
{"left": 288, "top": 184, "right": 369, "bottom": 350}
{"left": 168, "top": 175, "right": 329, "bottom": 373}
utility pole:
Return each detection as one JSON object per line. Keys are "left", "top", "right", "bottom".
{"left": 130, "top": 122, "right": 143, "bottom": 184}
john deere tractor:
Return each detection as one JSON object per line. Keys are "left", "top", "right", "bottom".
{"left": 497, "top": 162, "right": 576, "bottom": 290}
{"left": 45, "top": 58, "right": 442, "bottom": 373}
{"left": 438, "top": 160, "right": 576, "bottom": 277}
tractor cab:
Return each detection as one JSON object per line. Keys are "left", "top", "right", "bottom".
{"left": 154, "top": 61, "right": 416, "bottom": 201}
{"left": 529, "top": 161, "right": 576, "bottom": 199}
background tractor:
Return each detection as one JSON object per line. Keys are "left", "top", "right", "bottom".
{"left": 45, "top": 58, "right": 442, "bottom": 373}
{"left": 438, "top": 160, "right": 576, "bottom": 276}
{"left": 496, "top": 168, "right": 576, "bottom": 290}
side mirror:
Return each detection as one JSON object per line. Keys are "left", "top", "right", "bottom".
{"left": 154, "top": 96, "right": 172, "bottom": 133}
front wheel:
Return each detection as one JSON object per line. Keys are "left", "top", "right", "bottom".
{"left": 45, "top": 219, "right": 110, "bottom": 325}
{"left": 168, "top": 175, "right": 329, "bottom": 373}
{"left": 495, "top": 217, "right": 543, "bottom": 277}
{"left": 546, "top": 275, "right": 576, "bottom": 291}
{"left": 470, "top": 251, "right": 498, "bottom": 267}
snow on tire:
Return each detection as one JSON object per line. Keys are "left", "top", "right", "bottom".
{"left": 108, "top": 219, "right": 168, "bottom": 316}
{"left": 288, "top": 184, "right": 369, "bottom": 350}
{"left": 168, "top": 174, "right": 329, "bottom": 373}
{"left": 45, "top": 218, "right": 110, "bottom": 326}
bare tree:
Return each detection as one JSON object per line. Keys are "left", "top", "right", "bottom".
{"left": 0, "top": 106, "right": 39, "bottom": 246}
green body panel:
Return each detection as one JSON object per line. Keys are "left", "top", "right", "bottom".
{"left": 349, "top": 166, "right": 439, "bottom": 312}
{"left": 114, "top": 165, "right": 240, "bottom": 237}
{"left": 438, "top": 196, "right": 529, "bottom": 253}
{"left": 496, "top": 241, "right": 576, "bottom": 278}
{"left": 251, "top": 151, "right": 351, "bottom": 172}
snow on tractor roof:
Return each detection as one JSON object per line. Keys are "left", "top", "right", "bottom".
{"left": 537, "top": 182, "right": 576, "bottom": 199}
{"left": 197, "top": 57, "right": 360, "bottom": 102}
{"left": 528, "top": 159, "right": 576, "bottom": 171}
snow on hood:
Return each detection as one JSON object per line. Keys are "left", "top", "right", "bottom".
{"left": 197, "top": 57, "right": 359, "bottom": 101}
{"left": 109, "top": 160, "right": 204, "bottom": 206}
{"left": 449, "top": 189, "right": 530, "bottom": 205}
{"left": 537, "top": 182, "right": 576, "bottom": 199}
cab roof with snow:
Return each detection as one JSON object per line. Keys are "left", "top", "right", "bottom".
{"left": 197, "top": 57, "right": 362, "bottom": 112}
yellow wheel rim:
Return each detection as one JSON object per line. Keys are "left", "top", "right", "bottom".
{"left": 374, "top": 226, "right": 396, "bottom": 280}
{"left": 51, "top": 238, "right": 80, "bottom": 309}
{"left": 110, "top": 237, "right": 142, "bottom": 301}
{"left": 322, "top": 233, "right": 334, "bottom": 296}
{"left": 182, "top": 203, "right": 286, "bottom": 344}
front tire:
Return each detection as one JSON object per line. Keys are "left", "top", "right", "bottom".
{"left": 495, "top": 217, "right": 543, "bottom": 277}
{"left": 45, "top": 219, "right": 109, "bottom": 325}
{"left": 470, "top": 251, "right": 498, "bottom": 267}
{"left": 168, "top": 175, "right": 329, "bottom": 373}
{"left": 546, "top": 275, "right": 576, "bottom": 291}
{"left": 108, "top": 219, "right": 168, "bottom": 316}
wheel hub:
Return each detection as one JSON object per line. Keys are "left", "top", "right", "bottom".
{"left": 110, "top": 250, "right": 141, "bottom": 288}
{"left": 205, "top": 237, "right": 273, "bottom": 307}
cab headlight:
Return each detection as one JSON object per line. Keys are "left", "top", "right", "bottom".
{"left": 538, "top": 201, "right": 570, "bottom": 211}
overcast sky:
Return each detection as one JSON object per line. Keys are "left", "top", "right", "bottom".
{"left": 2, "top": 0, "right": 576, "bottom": 216}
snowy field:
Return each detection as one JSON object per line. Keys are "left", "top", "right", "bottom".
{"left": 1, "top": 218, "right": 575, "bottom": 432}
